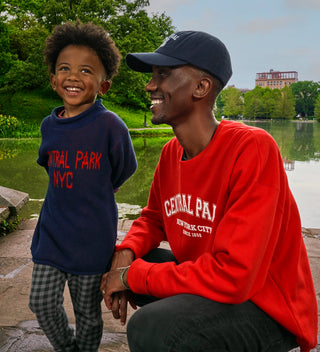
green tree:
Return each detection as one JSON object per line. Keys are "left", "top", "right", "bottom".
{"left": 214, "top": 92, "right": 224, "bottom": 118}
{"left": 0, "top": 0, "right": 175, "bottom": 108}
{"left": 279, "top": 86, "right": 296, "bottom": 120}
{"left": 244, "top": 86, "right": 297, "bottom": 120}
{"left": 220, "top": 86, "right": 243, "bottom": 118}
{"left": 243, "top": 86, "right": 265, "bottom": 119}
{"left": 106, "top": 8, "right": 174, "bottom": 108}
{"left": 1, "top": 16, "right": 49, "bottom": 92}
{"left": 0, "top": 21, "right": 16, "bottom": 86}
{"left": 290, "top": 81, "right": 320, "bottom": 118}
{"left": 260, "top": 88, "right": 281, "bottom": 119}
{"left": 314, "top": 94, "right": 320, "bottom": 121}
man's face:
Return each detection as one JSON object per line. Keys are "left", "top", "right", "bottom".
{"left": 146, "top": 65, "right": 200, "bottom": 126}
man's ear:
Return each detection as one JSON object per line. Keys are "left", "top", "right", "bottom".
{"left": 50, "top": 74, "right": 57, "bottom": 91}
{"left": 193, "top": 77, "right": 212, "bottom": 99}
{"left": 98, "top": 80, "right": 111, "bottom": 96}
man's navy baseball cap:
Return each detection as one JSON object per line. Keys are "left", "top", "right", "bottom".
{"left": 126, "top": 31, "right": 232, "bottom": 87}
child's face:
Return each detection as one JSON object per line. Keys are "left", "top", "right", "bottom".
{"left": 50, "top": 45, "right": 110, "bottom": 117}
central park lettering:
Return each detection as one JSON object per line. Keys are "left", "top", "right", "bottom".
{"left": 164, "top": 193, "right": 217, "bottom": 222}
{"left": 47, "top": 150, "right": 102, "bottom": 189}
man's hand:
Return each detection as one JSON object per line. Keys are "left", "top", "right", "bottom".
{"left": 101, "top": 266, "right": 128, "bottom": 307}
{"left": 109, "top": 291, "right": 137, "bottom": 325}
{"left": 110, "top": 248, "right": 135, "bottom": 270}
{"left": 100, "top": 249, "right": 136, "bottom": 324}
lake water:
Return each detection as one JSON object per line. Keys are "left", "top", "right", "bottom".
{"left": 0, "top": 120, "right": 319, "bottom": 228}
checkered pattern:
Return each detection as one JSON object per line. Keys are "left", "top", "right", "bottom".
{"left": 29, "top": 263, "right": 103, "bottom": 352}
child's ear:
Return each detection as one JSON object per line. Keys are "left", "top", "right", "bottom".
{"left": 98, "top": 80, "right": 111, "bottom": 96}
{"left": 50, "top": 74, "right": 57, "bottom": 91}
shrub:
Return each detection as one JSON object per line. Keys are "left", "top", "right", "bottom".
{"left": 0, "top": 216, "right": 21, "bottom": 237}
{"left": 0, "top": 114, "right": 19, "bottom": 137}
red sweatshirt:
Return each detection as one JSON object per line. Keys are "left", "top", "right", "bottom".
{"left": 117, "top": 120, "right": 318, "bottom": 351}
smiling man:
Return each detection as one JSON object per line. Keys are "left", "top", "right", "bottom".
{"left": 101, "top": 31, "right": 318, "bottom": 352}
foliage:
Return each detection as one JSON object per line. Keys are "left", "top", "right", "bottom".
{"left": 217, "top": 83, "right": 317, "bottom": 120}
{"left": 0, "top": 21, "right": 17, "bottom": 86}
{"left": 0, "top": 0, "right": 175, "bottom": 108}
{"left": 105, "top": 8, "right": 174, "bottom": 108}
{"left": 242, "top": 86, "right": 296, "bottom": 119}
{"left": 290, "top": 81, "right": 320, "bottom": 118}
{"left": 0, "top": 17, "right": 49, "bottom": 92}
{"left": 214, "top": 93, "right": 224, "bottom": 118}
{"left": 2, "top": 60, "right": 48, "bottom": 93}
{"left": 314, "top": 94, "right": 320, "bottom": 121}
{"left": 0, "top": 112, "right": 40, "bottom": 138}
{"left": 279, "top": 86, "right": 296, "bottom": 120}
{"left": 0, "top": 215, "right": 21, "bottom": 237}
{"left": 219, "top": 86, "right": 243, "bottom": 118}
{"left": 243, "top": 86, "right": 265, "bottom": 119}
{"left": 0, "top": 114, "right": 18, "bottom": 137}
{"left": 261, "top": 88, "right": 281, "bottom": 119}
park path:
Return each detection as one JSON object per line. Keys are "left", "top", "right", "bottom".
{"left": 0, "top": 219, "right": 319, "bottom": 351}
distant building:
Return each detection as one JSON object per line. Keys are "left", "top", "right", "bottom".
{"left": 255, "top": 69, "right": 298, "bottom": 89}
{"left": 227, "top": 85, "right": 251, "bottom": 94}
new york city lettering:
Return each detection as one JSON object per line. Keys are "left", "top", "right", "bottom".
{"left": 176, "top": 218, "right": 213, "bottom": 238}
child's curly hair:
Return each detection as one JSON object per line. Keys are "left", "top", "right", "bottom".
{"left": 44, "top": 21, "right": 121, "bottom": 80}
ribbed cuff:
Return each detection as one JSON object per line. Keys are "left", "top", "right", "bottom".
{"left": 127, "top": 258, "right": 157, "bottom": 295}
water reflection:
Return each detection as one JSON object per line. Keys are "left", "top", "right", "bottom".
{"left": 0, "top": 120, "right": 319, "bottom": 227}
{"left": 245, "top": 120, "right": 319, "bottom": 162}
{"left": 283, "top": 158, "right": 295, "bottom": 171}
{"left": 239, "top": 120, "right": 320, "bottom": 228}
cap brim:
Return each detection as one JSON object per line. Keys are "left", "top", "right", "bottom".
{"left": 126, "top": 52, "right": 187, "bottom": 73}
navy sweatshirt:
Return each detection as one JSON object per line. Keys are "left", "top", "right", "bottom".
{"left": 31, "top": 100, "right": 137, "bottom": 274}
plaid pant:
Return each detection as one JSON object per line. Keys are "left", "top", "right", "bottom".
{"left": 29, "top": 263, "right": 103, "bottom": 352}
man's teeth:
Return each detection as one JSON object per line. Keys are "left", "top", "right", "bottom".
{"left": 151, "top": 99, "right": 163, "bottom": 105}
{"left": 67, "top": 87, "right": 80, "bottom": 91}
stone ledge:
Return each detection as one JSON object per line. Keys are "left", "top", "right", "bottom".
{"left": 0, "top": 186, "right": 29, "bottom": 219}
{"left": 0, "top": 207, "right": 10, "bottom": 222}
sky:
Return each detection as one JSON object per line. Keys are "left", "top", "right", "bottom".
{"left": 146, "top": 0, "right": 320, "bottom": 89}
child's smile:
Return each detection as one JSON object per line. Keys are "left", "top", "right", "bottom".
{"left": 50, "top": 45, "right": 109, "bottom": 118}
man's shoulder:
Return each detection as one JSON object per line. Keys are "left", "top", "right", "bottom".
{"left": 161, "top": 136, "right": 180, "bottom": 152}
{"left": 218, "top": 120, "right": 278, "bottom": 156}
{"left": 220, "top": 120, "right": 272, "bottom": 139}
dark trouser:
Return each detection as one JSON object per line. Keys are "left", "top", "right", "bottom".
{"left": 127, "top": 249, "right": 298, "bottom": 352}
{"left": 29, "top": 264, "right": 103, "bottom": 352}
